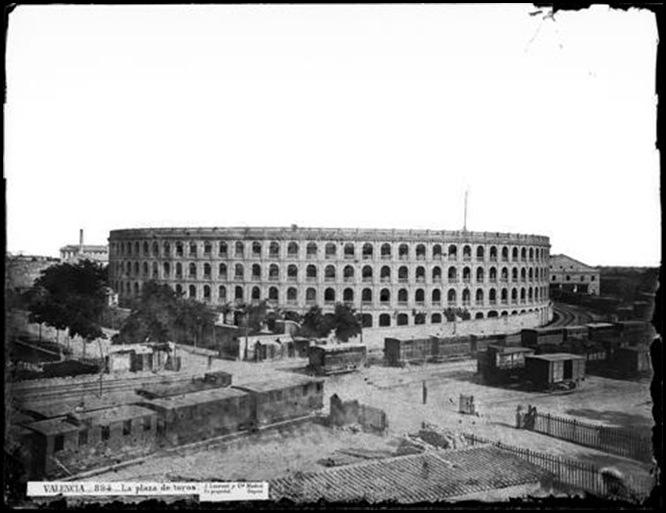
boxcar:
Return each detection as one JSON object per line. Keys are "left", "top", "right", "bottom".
{"left": 477, "top": 345, "right": 535, "bottom": 384}
{"left": 429, "top": 336, "right": 474, "bottom": 361}
{"left": 524, "top": 353, "right": 586, "bottom": 390}
{"left": 234, "top": 376, "right": 324, "bottom": 426}
{"left": 308, "top": 344, "right": 367, "bottom": 375}
{"left": 586, "top": 322, "right": 621, "bottom": 342}
{"left": 137, "top": 372, "right": 232, "bottom": 400}
{"left": 612, "top": 345, "right": 652, "bottom": 376}
{"left": 563, "top": 325, "right": 589, "bottom": 343}
{"left": 140, "top": 387, "right": 252, "bottom": 446}
{"left": 521, "top": 327, "right": 565, "bottom": 349}
{"left": 384, "top": 338, "right": 430, "bottom": 366}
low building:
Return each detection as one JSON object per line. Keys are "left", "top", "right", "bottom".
{"left": 60, "top": 229, "right": 108, "bottom": 264}
{"left": 549, "top": 254, "right": 600, "bottom": 295}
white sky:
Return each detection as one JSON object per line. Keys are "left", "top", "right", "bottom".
{"left": 5, "top": 5, "right": 660, "bottom": 266}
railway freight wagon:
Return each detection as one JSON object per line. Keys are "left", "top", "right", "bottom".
{"left": 429, "top": 336, "right": 475, "bottom": 361}
{"left": 562, "top": 325, "right": 589, "bottom": 343}
{"left": 521, "top": 327, "right": 565, "bottom": 353}
{"left": 477, "top": 345, "right": 535, "bottom": 384}
{"left": 524, "top": 353, "right": 586, "bottom": 390}
{"left": 139, "top": 387, "right": 253, "bottom": 446}
{"left": 308, "top": 344, "right": 367, "bottom": 375}
{"left": 611, "top": 345, "right": 652, "bottom": 377}
{"left": 235, "top": 376, "right": 324, "bottom": 427}
{"left": 384, "top": 338, "right": 430, "bottom": 366}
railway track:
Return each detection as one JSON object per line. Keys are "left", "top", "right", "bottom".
{"left": 548, "top": 303, "right": 596, "bottom": 327}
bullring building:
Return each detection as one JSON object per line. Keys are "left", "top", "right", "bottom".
{"left": 108, "top": 227, "right": 552, "bottom": 328}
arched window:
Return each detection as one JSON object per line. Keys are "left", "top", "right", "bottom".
{"left": 163, "top": 242, "right": 171, "bottom": 257}
{"left": 489, "top": 266, "right": 497, "bottom": 282}
{"left": 203, "top": 285, "right": 211, "bottom": 301}
{"left": 152, "top": 242, "right": 159, "bottom": 256}
{"left": 529, "top": 247, "right": 534, "bottom": 261}
{"left": 176, "top": 263, "right": 183, "bottom": 278}
{"left": 462, "top": 266, "right": 471, "bottom": 282}
{"left": 432, "top": 289, "right": 441, "bottom": 304}
{"left": 163, "top": 262, "right": 171, "bottom": 277}
{"left": 398, "top": 288, "right": 408, "bottom": 303}
{"left": 489, "top": 288, "right": 497, "bottom": 303}
{"left": 219, "top": 263, "right": 227, "bottom": 279}
{"left": 306, "top": 264, "right": 317, "bottom": 280}
{"left": 501, "top": 311, "right": 509, "bottom": 317}
{"left": 176, "top": 242, "right": 184, "bottom": 257}
{"left": 219, "top": 242, "right": 227, "bottom": 257}
{"left": 447, "top": 289, "right": 457, "bottom": 305}
{"left": 397, "top": 313, "right": 409, "bottom": 326}
{"left": 380, "top": 266, "right": 391, "bottom": 281}
{"left": 361, "top": 314, "right": 372, "bottom": 328}
{"left": 380, "top": 288, "right": 390, "bottom": 303}
{"left": 381, "top": 244, "right": 391, "bottom": 259}
{"left": 448, "top": 266, "right": 457, "bottom": 282}
{"left": 448, "top": 244, "right": 458, "bottom": 261}
{"left": 287, "top": 287, "right": 297, "bottom": 302}
{"left": 433, "top": 244, "right": 442, "bottom": 260}
{"left": 501, "top": 267, "right": 509, "bottom": 282}
{"left": 521, "top": 268, "right": 526, "bottom": 282}
{"left": 325, "top": 243, "right": 336, "bottom": 259}
{"left": 379, "top": 314, "right": 391, "bottom": 327}
{"left": 528, "top": 268, "right": 534, "bottom": 281}
{"left": 462, "top": 288, "right": 471, "bottom": 305}
{"left": 307, "top": 242, "right": 318, "bottom": 258}
{"left": 189, "top": 243, "right": 197, "bottom": 257}
{"left": 398, "top": 266, "right": 408, "bottom": 282}
{"left": 362, "top": 243, "right": 373, "bottom": 259}
{"left": 512, "top": 268, "right": 518, "bottom": 282}
{"left": 252, "top": 242, "right": 262, "bottom": 257}
{"left": 415, "top": 289, "right": 425, "bottom": 303}
{"left": 344, "top": 243, "right": 355, "bottom": 259}
{"left": 189, "top": 285, "right": 197, "bottom": 298}
{"left": 175, "top": 284, "right": 183, "bottom": 295}
{"left": 489, "top": 246, "right": 498, "bottom": 261}
{"left": 203, "top": 242, "right": 211, "bottom": 256}
{"left": 512, "top": 247, "right": 519, "bottom": 261}
{"left": 343, "top": 265, "right": 355, "bottom": 281}
{"left": 324, "top": 288, "right": 335, "bottom": 303}
{"left": 414, "top": 313, "right": 425, "bottom": 325}
{"left": 189, "top": 263, "right": 197, "bottom": 278}
{"left": 535, "top": 288, "right": 540, "bottom": 300}
{"left": 432, "top": 266, "right": 442, "bottom": 281}
{"left": 325, "top": 265, "right": 336, "bottom": 281}
{"left": 251, "top": 286, "right": 261, "bottom": 300}
{"left": 143, "top": 262, "right": 149, "bottom": 277}
{"left": 235, "top": 264, "right": 244, "bottom": 280}
{"left": 203, "top": 263, "right": 211, "bottom": 279}
{"left": 219, "top": 286, "right": 227, "bottom": 301}
{"left": 152, "top": 262, "right": 158, "bottom": 278}
{"left": 476, "top": 267, "right": 484, "bottom": 283}
{"left": 398, "top": 244, "right": 409, "bottom": 259}
{"left": 416, "top": 266, "right": 425, "bottom": 282}
{"left": 269, "top": 264, "right": 279, "bottom": 280}
{"left": 520, "top": 288, "right": 526, "bottom": 303}
{"left": 462, "top": 245, "right": 472, "bottom": 260}
{"left": 475, "top": 312, "right": 484, "bottom": 319}
{"left": 269, "top": 287, "right": 279, "bottom": 301}
{"left": 362, "top": 265, "right": 373, "bottom": 281}
{"left": 287, "top": 242, "right": 299, "bottom": 257}
{"left": 269, "top": 242, "right": 280, "bottom": 258}
{"left": 362, "top": 288, "right": 372, "bottom": 303}
{"left": 501, "top": 247, "right": 509, "bottom": 262}
{"left": 235, "top": 241, "right": 244, "bottom": 258}
{"left": 511, "top": 288, "right": 518, "bottom": 303}
{"left": 252, "top": 264, "right": 261, "bottom": 280}
{"left": 476, "top": 288, "right": 484, "bottom": 305}
{"left": 528, "top": 287, "right": 533, "bottom": 301}
{"left": 521, "top": 248, "right": 527, "bottom": 261}
{"left": 476, "top": 246, "right": 485, "bottom": 261}
{"left": 432, "top": 313, "right": 442, "bottom": 324}
{"left": 287, "top": 265, "right": 298, "bottom": 280}
{"left": 143, "top": 241, "right": 149, "bottom": 256}
{"left": 343, "top": 288, "right": 354, "bottom": 302}
{"left": 501, "top": 288, "right": 508, "bottom": 303}
{"left": 488, "top": 311, "right": 498, "bottom": 318}
{"left": 416, "top": 244, "right": 426, "bottom": 260}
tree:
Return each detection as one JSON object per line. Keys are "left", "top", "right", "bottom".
{"left": 27, "top": 260, "right": 108, "bottom": 342}
{"left": 300, "top": 304, "right": 361, "bottom": 342}
{"left": 443, "top": 307, "right": 471, "bottom": 322}
{"left": 301, "top": 305, "right": 334, "bottom": 338}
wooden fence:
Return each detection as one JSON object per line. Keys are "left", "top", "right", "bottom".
{"left": 529, "top": 411, "right": 653, "bottom": 463}
{"left": 464, "top": 433, "right": 655, "bottom": 501}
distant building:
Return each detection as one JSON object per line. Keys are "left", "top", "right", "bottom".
{"left": 549, "top": 254, "right": 600, "bottom": 295}
{"left": 60, "top": 229, "right": 108, "bottom": 264}
{"left": 5, "top": 254, "right": 60, "bottom": 292}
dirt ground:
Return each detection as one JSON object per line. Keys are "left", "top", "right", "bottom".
{"left": 87, "top": 352, "right": 656, "bottom": 485}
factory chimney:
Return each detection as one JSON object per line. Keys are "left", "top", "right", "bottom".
{"left": 79, "top": 229, "right": 84, "bottom": 254}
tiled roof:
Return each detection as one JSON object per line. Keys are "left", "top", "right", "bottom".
{"left": 270, "top": 445, "right": 551, "bottom": 503}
